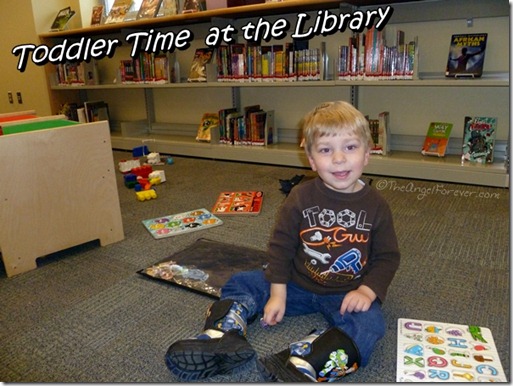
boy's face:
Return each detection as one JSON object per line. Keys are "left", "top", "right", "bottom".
{"left": 307, "top": 131, "right": 369, "bottom": 194}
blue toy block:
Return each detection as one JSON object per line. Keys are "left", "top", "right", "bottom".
{"left": 132, "top": 145, "right": 149, "bottom": 157}
{"left": 123, "top": 173, "right": 138, "bottom": 188}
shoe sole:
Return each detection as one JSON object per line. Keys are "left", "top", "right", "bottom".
{"left": 259, "top": 348, "right": 312, "bottom": 382}
{"left": 165, "top": 332, "right": 256, "bottom": 381}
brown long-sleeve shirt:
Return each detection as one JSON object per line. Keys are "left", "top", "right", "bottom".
{"left": 265, "top": 177, "right": 400, "bottom": 302}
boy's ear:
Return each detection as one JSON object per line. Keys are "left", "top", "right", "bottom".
{"left": 307, "top": 153, "right": 317, "bottom": 172}
{"left": 363, "top": 148, "right": 370, "bottom": 166}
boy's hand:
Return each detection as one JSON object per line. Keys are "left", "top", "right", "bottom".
{"left": 262, "top": 283, "right": 286, "bottom": 326}
{"left": 340, "top": 285, "right": 376, "bottom": 315}
{"left": 263, "top": 297, "right": 285, "bottom": 326}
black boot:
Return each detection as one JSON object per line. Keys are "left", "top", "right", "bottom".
{"left": 165, "top": 299, "right": 256, "bottom": 381}
{"left": 260, "top": 327, "right": 361, "bottom": 382}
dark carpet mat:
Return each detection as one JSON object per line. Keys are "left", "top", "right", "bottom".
{"left": 138, "top": 238, "right": 268, "bottom": 298}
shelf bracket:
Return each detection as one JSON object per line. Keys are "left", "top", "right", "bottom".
{"left": 232, "top": 86, "right": 240, "bottom": 111}
{"left": 350, "top": 85, "right": 358, "bottom": 109}
{"left": 144, "top": 88, "right": 155, "bottom": 134}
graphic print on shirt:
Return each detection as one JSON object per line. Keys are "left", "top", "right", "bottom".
{"left": 300, "top": 205, "right": 371, "bottom": 285}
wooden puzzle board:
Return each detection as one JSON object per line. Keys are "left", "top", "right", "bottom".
{"left": 397, "top": 318, "right": 506, "bottom": 382}
{"left": 142, "top": 208, "right": 223, "bottom": 239}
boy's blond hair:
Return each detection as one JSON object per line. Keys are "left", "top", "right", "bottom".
{"left": 301, "top": 101, "right": 373, "bottom": 155}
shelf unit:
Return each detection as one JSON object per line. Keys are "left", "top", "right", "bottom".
{"left": 39, "top": 0, "right": 510, "bottom": 187}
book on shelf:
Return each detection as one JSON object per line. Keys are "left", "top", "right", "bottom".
{"left": 156, "top": 0, "right": 178, "bottom": 16}
{"left": 212, "top": 191, "right": 264, "bottom": 215}
{"left": 90, "top": 5, "right": 104, "bottom": 26}
{"left": 196, "top": 112, "right": 220, "bottom": 142}
{"left": 338, "top": 28, "right": 417, "bottom": 80}
{"left": 153, "top": 54, "right": 170, "bottom": 83}
{"left": 119, "top": 53, "right": 169, "bottom": 84}
{"left": 250, "top": 109, "right": 275, "bottom": 146}
{"left": 218, "top": 107, "right": 238, "bottom": 144}
{"left": 58, "top": 102, "right": 80, "bottom": 122}
{"left": 225, "top": 111, "right": 243, "bottom": 145}
{"left": 105, "top": 0, "right": 133, "bottom": 24}
{"left": 83, "top": 101, "right": 110, "bottom": 123}
{"left": 369, "top": 111, "right": 391, "bottom": 155}
{"left": 137, "top": 0, "right": 163, "bottom": 19}
{"left": 55, "top": 61, "right": 99, "bottom": 86}
{"left": 445, "top": 33, "right": 487, "bottom": 78}
{"left": 187, "top": 48, "right": 215, "bottom": 82}
{"left": 217, "top": 106, "right": 275, "bottom": 147}
{"left": 397, "top": 318, "right": 506, "bottom": 382}
{"left": 421, "top": 122, "right": 453, "bottom": 157}
{"left": 50, "top": 7, "right": 76, "bottom": 31}
{"left": 230, "top": 43, "right": 248, "bottom": 82}
{"left": 182, "top": 0, "right": 205, "bottom": 13}
{"left": 461, "top": 116, "right": 497, "bottom": 164}
{"left": 119, "top": 59, "right": 135, "bottom": 83}
{"left": 242, "top": 105, "right": 262, "bottom": 145}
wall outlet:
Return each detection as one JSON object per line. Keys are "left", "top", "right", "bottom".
{"left": 8, "top": 92, "right": 13, "bottom": 104}
{"left": 16, "top": 92, "right": 22, "bottom": 104}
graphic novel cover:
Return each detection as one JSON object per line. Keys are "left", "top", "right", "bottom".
{"left": 461, "top": 116, "right": 497, "bottom": 164}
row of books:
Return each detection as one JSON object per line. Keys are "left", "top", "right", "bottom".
{"left": 338, "top": 27, "right": 417, "bottom": 81}
{"left": 59, "top": 100, "right": 110, "bottom": 123}
{"left": 55, "top": 31, "right": 488, "bottom": 87}
{"left": 367, "top": 112, "right": 497, "bottom": 164}
{"left": 55, "top": 61, "right": 99, "bottom": 86}
{"left": 421, "top": 116, "right": 497, "bottom": 164}
{"left": 196, "top": 105, "right": 275, "bottom": 146}
{"left": 217, "top": 43, "right": 322, "bottom": 82}
{"left": 119, "top": 53, "right": 170, "bottom": 84}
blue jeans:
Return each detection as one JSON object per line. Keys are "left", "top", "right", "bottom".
{"left": 221, "top": 270, "right": 385, "bottom": 366}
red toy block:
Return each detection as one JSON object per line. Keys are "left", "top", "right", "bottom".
{"left": 131, "top": 165, "right": 153, "bottom": 178}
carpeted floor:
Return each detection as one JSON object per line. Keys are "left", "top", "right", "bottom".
{"left": 0, "top": 150, "right": 509, "bottom": 382}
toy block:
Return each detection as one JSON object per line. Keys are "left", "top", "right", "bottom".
{"left": 149, "top": 177, "right": 162, "bottom": 186}
{"left": 136, "top": 189, "right": 157, "bottom": 201}
{"left": 147, "top": 152, "right": 161, "bottom": 165}
{"left": 118, "top": 158, "right": 140, "bottom": 173}
{"left": 123, "top": 173, "right": 138, "bottom": 188}
{"left": 132, "top": 145, "right": 149, "bottom": 157}
{"left": 149, "top": 170, "right": 166, "bottom": 183}
{"left": 131, "top": 165, "right": 153, "bottom": 178}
